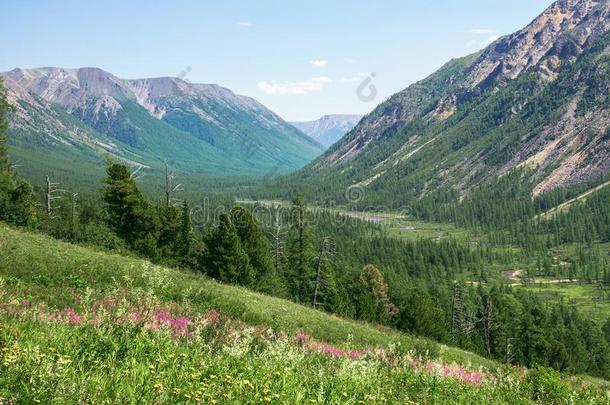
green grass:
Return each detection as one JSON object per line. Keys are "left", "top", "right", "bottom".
{"left": 0, "top": 223, "right": 491, "bottom": 367}
{"left": 520, "top": 283, "right": 610, "bottom": 322}
{"left": 1, "top": 223, "right": 609, "bottom": 403}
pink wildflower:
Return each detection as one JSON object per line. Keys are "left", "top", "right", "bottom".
{"left": 203, "top": 309, "right": 220, "bottom": 324}
{"left": 295, "top": 331, "right": 311, "bottom": 345}
{"left": 50, "top": 308, "right": 84, "bottom": 325}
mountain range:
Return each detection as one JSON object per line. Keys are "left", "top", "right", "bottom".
{"left": 281, "top": 0, "right": 610, "bottom": 206}
{"left": 2, "top": 67, "right": 324, "bottom": 183}
{"left": 291, "top": 114, "right": 363, "bottom": 148}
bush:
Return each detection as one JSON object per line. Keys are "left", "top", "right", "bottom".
{"left": 525, "top": 366, "right": 570, "bottom": 404}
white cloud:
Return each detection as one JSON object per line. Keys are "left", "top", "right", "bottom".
{"left": 257, "top": 77, "right": 332, "bottom": 95}
{"left": 466, "top": 28, "right": 497, "bottom": 35}
{"left": 237, "top": 21, "right": 252, "bottom": 27}
{"left": 340, "top": 72, "right": 367, "bottom": 83}
{"left": 309, "top": 59, "right": 327, "bottom": 68}
{"left": 343, "top": 57, "right": 355, "bottom": 64}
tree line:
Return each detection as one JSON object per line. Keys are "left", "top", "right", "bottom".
{"left": 1, "top": 78, "right": 610, "bottom": 379}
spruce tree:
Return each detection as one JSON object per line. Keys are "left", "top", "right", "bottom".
{"left": 7, "top": 182, "right": 37, "bottom": 228}
{"left": 288, "top": 194, "right": 314, "bottom": 302}
{"left": 0, "top": 79, "right": 36, "bottom": 228}
{"left": 206, "top": 213, "right": 253, "bottom": 286}
{"left": 230, "top": 206, "right": 272, "bottom": 281}
{"left": 103, "top": 162, "right": 159, "bottom": 250}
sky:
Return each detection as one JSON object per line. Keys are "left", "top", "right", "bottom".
{"left": 1, "top": 0, "right": 555, "bottom": 121}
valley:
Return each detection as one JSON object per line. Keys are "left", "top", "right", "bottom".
{"left": 2, "top": 0, "right": 610, "bottom": 402}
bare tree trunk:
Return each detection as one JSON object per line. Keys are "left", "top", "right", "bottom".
{"left": 45, "top": 176, "right": 63, "bottom": 217}
{"left": 273, "top": 211, "right": 283, "bottom": 275}
{"left": 483, "top": 298, "right": 493, "bottom": 356}
{"left": 71, "top": 193, "right": 78, "bottom": 230}
{"left": 164, "top": 162, "right": 183, "bottom": 208}
{"left": 46, "top": 176, "right": 52, "bottom": 217}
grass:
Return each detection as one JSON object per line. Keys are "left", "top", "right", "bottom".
{"left": 237, "top": 199, "right": 479, "bottom": 243}
{"left": 1, "top": 223, "right": 609, "bottom": 403}
{"left": 0, "top": 223, "right": 492, "bottom": 367}
{"left": 521, "top": 283, "right": 610, "bottom": 322}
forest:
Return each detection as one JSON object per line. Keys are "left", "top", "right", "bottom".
{"left": 1, "top": 76, "right": 610, "bottom": 381}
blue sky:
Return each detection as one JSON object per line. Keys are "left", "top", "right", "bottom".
{"left": 1, "top": 0, "right": 554, "bottom": 121}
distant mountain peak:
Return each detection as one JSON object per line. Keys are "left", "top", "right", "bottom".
{"left": 2, "top": 66, "right": 324, "bottom": 178}
{"left": 291, "top": 114, "right": 363, "bottom": 148}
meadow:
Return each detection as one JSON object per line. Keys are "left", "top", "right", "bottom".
{"left": 1, "top": 223, "right": 609, "bottom": 403}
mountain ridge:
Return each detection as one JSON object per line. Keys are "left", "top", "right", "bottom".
{"left": 277, "top": 0, "right": 610, "bottom": 206}
{"left": 2, "top": 66, "right": 324, "bottom": 180}
{"left": 291, "top": 114, "right": 363, "bottom": 148}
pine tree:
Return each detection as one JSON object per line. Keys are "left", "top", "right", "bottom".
{"left": 288, "top": 195, "right": 314, "bottom": 302}
{"left": 157, "top": 205, "right": 181, "bottom": 262}
{"left": 230, "top": 206, "right": 272, "bottom": 281}
{"left": 0, "top": 79, "right": 36, "bottom": 228}
{"left": 358, "top": 264, "right": 398, "bottom": 322}
{"left": 103, "top": 162, "right": 159, "bottom": 250}
{"left": 205, "top": 213, "right": 253, "bottom": 286}
{"left": 7, "top": 181, "right": 37, "bottom": 228}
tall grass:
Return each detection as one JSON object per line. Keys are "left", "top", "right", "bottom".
{"left": 0, "top": 223, "right": 609, "bottom": 403}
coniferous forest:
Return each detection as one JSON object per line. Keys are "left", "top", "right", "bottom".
{"left": 1, "top": 77, "right": 609, "bottom": 382}
{"left": 3, "top": 1, "right": 610, "bottom": 402}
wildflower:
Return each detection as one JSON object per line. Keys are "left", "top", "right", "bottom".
{"left": 295, "top": 331, "right": 311, "bottom": 345}
{"left": 203, "top": 309, "right": 220, "bottom": 324}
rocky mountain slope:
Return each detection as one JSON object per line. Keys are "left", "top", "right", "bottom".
{"left": 2, "top": 67, "right": 323, "bottom": 179}
{"left": 291, "top": 114, "right": 363, "bottom": 148}
{"left": 284, "top": 0, "right": 610, "bottom": 206}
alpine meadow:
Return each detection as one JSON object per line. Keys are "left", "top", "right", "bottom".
{"left": 1, "top": 0, "right": 610, "bottom": 403}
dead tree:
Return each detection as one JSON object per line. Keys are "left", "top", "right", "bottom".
{"left": 482, "top": 297, "right": 494, "bottom": 356}
{"left": 312, "top": 237, "right": 334, "bottom": 307}
{"left": 164, "top": 162, "right": 183, "bottom": 208}
{"left": 130, "top": 163, "right": 145, "bottom": 181}
{"left": 450, "top": 281, "right": 464, "bottom": 335}
{"left": 451, "top": 282, "right": 476, "bottom": 337}
{"left": 70, "top": 193, "right": 79, "bottom": 230}
{"left": 270, "top": 209, "right": 286, "bottom": 278}
{"left": 45, "top": 176, "right": 65, "bottom": 217}
{"left": 505, "top": 337, "right": 515, "bottom": 364}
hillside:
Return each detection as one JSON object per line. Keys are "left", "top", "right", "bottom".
{"left": 2, "top": 67, "right": 324, "bottom": 183}
{"left": 291, "top": 114, "right": 363, "bottom": 148}
{"left": 274, "top": 0, "right": 610, "bottom": 207}
{"left": 1, "top": 223, "right": 609, "bottom": 403}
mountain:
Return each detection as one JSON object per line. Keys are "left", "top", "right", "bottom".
{"left": 280, "top": 0, "right": 610, "bottom": 206}
{"left": 2, "top": 67, "right": 324, "bottom": 182}
{"left": 291, "top": 114, "right": 363, "bottom": 148}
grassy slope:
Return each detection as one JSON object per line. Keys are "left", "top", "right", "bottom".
{"left": 1, "top": 224, "right": 609, "bottom": 403}
{"left": 0, "top": 223, "right": 492, "bottom": 367}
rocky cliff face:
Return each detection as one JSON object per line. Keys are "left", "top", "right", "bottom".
{"left": 434, "top": 0, "right": 610, "bottom": 116}
{"left": 292, "top": 0, "right": 610, "bottom": 204}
